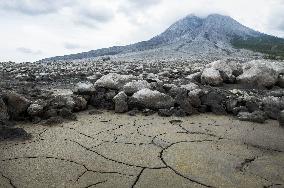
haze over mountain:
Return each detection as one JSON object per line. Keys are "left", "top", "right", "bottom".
{"left": 42, "top": 14, "right": 284, "bottom": 62}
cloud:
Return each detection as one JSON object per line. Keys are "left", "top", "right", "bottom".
{"left": 17, "top": 47, "right": 42, "bottom": 55}
{"left": 64, "top": 43, "right": 82, "bottom": 50}
{"left": 0, "top": 0, "right": 72, "bottom": 15}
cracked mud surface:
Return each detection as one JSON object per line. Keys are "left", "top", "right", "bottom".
{"left": 1, "top": 111, "right": 284, "bottom": 188}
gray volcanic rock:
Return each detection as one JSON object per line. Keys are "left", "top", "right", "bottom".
{"left": 279, "top": 110, "right": 284, "bottom": 127}
{"left": 201, "top": 67, "right": 223, "bottom": 86}
{"left": 123, "top": 80, "right": 151, "bottom": 95}
{"left": 237, "top": 61, "right": 279, "bottom": 87}
{"left": 113, "top": 91, "right": 128, "bottom": 113}
{"left": 131, "top": 89, "right": 174, "bottom": 109}
{"left": 27, "top": 103, "right": 44, "bottom": 117}
{"left": 0, "top": 98, "right": 9, "bottom": 121}
{"left": 3, "top": 92, "right": 31, "bottom": 120}
{"left": 95, "top": 73, "right": 136, "bottom": 90}
{"left": 237, "top": 111, "right": 267, "bottom": 123}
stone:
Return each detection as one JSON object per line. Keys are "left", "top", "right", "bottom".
{"left": 262, "top": 96, "right": 281, "bottom": 120}
{"left": 3, "top": 92, "right": 31, "bottom": 120}
{"left": 74, "top": 82, "right": 96, "bottom": 95}
{"left": 131, "top": 89, "right": 174, "bottom": 109}
{"left": 72, "top": 96, "right": 87, "bottom": 112}
{"left": 0, "top": 126, "right": 30, "bottom": 140}
{"left": 207, "top": 60, "right": 235, "bottom": 83}
{"left": 0, "top": 98, "right": 9, "bottom": 121}
{"left": 95, "top": 73, "right": 136, "bottom": 90}
{"left": 237, "top": 61, "right": 279, "bottom": 88}
{"left": 237, "top": 111, "right": 267, "bottom": 123}
{"left": 278, "top": 74, "right": 284, "bottom": 88}
{"left": 58, "top": 108, "right": 77, "bottom": 120}
{"left": 27, "top": 103, "right": 44, "bottom": 117}
{"left": 158, "top": 109, "right": 173, "bottom": 117}
{"left": 200, "top": 90, "right": 227, "bottom": 115}
{"left": 201, "top": 67, "right": 223, "bottom": 86}
{"left": 113, "top": 91, "right": 128, "bottom": 113}
{"left": 44, "top": 116, "right": 64, "bottom": 125}
{"left": 185, "top": 72, "right": 201, "bottom": 82}
{"left": 123, "top": 80, "right": 151, "bottom": 95}
{"left": 279, "top": 110, "right": 284, "bottom": 127}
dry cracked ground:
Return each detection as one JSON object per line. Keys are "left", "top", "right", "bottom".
{"left": 1, "top": 111, "right": 284, "bottom": 188}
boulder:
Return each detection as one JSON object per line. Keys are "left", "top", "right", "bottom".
{"left": 123, "top": 80, "right": 151, "bottom": 95}
{"left": 0, "top": 126, "right": 30, "bottom": 140}
{"left": 0, "top": 98, "right": 9, "bottom": 121}
{"left": 185, "top": 72, "right": 201, "bottom": 82}
{"left": 180, "top": 83, "right": 199, "bottom": 91}
{"left": 74, "top": 82, "right": 96, "bottom": 95}
{"left": 158, "top": 109, "right": 173, "bottom": 117}
{"left": 3, "top": 92, "right": 31, "bottom": 120}
{"left": 262, "top": 96, "right": 282, "bottom": 119}
{"left": 279, "top": 110, "right": 284, "bottom": 127}
{"left": 131, "top": 89, "right": 174, "bottom": 109}
{"left": 113, "top": 91, "right": 128, "bottom": 113}
{"left": 27, "top": 103, "right": 44, "bottom": 117}
{"left": 206, "top": 60, "right": 235, "bottom": 83}
{"left": 237, "top": 61, "right": 279, "bottom": 87}
{"left": 237, "top": 111, "right": 267, "bottom": 123}
{"left": 95, "top": 73, "right": 136, "bottom": 90}
{"left": 201, "top": 67, "right": 223, "bottom": 86}
{"left": 200, "top": 90, "right": 227, "bottom": 115}
{"left": 72, "top": 96, "right": 87, "bottom": 112}
{"left": 278, "top": 75, "right": 284, "bottom": 88}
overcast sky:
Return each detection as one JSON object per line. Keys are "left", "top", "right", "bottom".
{"left": 0, "top": 0, "right": 284, "bottom": 62}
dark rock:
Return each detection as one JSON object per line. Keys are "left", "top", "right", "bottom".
{"left": 279, "top": 110, "right": 284, "bottom": 127}
{"left": 0, "top": 126, "right": 31, "bottom": 140}
{"left": 44, "top": 109, "right": 58, "bottom": 119}
{"left": 0, "top": 98, "right": 9, "bottom": 121}
{"left": 225, "top": 98, "right": 238, "bottom": 113}
{"left": 174, "top": 108, "right": 187, "bottom": 117}
{"left": 200, "top": 90, "right": 227, "bottom": 115}
{"left": 3, "top": 92, "right": 31, "bottom": 120}
{"left": 44, "top": 116, "right": 64, "bottom": 125}
{"left": 89, "top": 110, "right": 103, "bottom": 115}
{"left": 72, "top": 96, "right": 87, "bottom": 112}
{"left": 128, "top": 109, "right": 139, "bottom": 116}
{"left": 245, "top": 98, "right": 262, "bottom": 112}
{"left": 158, "top": 109, "right": 173, "bottom": 117}
{"left": 232, "top": 106, "right": 248, "bottom": 116}
{"left": 237, "top": 111, "right": 267, "bottom": 123}
{"left": 142, "top": 109, "right": 155, "bottom": 116}
{"left": 58, "top": 108, "right": 77, "bottom": 121}
{"left": 198, "top": 105, "right": 208, "bottom": 113}
{"left": 262, "top": 96, "right": 281, "bottom": 120}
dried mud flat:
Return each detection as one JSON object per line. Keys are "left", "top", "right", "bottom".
{"left": 0, "top": 111, "right": 283, "bottom": 188}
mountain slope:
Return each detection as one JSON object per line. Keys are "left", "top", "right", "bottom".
{"left": 41, "top": 14, "right": 284, "bottom": 62}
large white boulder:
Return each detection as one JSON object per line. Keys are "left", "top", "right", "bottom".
{"left": 201, "top": 67, "right": 223, "bottom": 86}
{"left": 237, "top": 60, "right": 279, "bottom": 87}
{"left": 132, "top": 89, "right": 174, "bottom": 109}
{"left": 206, "top": 60, "right": 236, "bottom": 82}
{"left": 123, "top": 80, "right": 151, "bottom": 94}
{"left": 95, "top": 73, "right": 136, "bottom": 90}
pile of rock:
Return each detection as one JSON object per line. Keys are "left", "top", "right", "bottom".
{"left": 73, "top": 71, "right": 284, "bottom": 125}
{"left": 0, "top": 89, "right": 88, "bottom": 140}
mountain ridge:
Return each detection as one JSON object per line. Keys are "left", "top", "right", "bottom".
{"left": 41, "top": 14, "right": 284, "bottom": 62}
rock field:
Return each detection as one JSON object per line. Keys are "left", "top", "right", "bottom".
{"left": 0, "top": 58, "right": 284, "bottom": 187}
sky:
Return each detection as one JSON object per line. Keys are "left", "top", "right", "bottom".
{"left": 0, "top": 0, "right": 284, "bottom": 62}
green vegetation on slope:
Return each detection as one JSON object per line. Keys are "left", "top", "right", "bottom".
{"left": 231, "top": 35, "right": 284, "bottom": 60}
